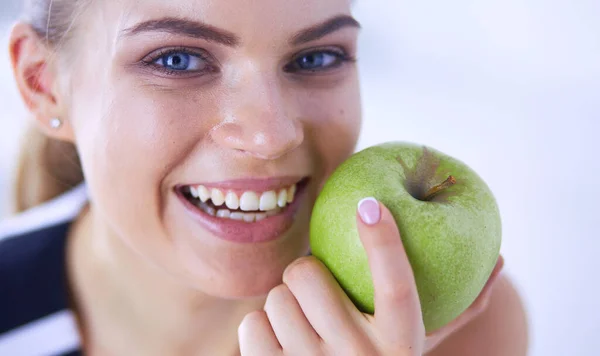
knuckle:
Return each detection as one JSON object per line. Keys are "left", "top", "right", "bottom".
{"left": 238, "top": 310, "right": 272, "bottom": 343}
{"left": 241, "top": 310, "right": 268, "bottom": 327}
{"left": 473, "top": 298, "right": 491, "bottom": 314}
{"left": 283, "top": 256, "right": 323, "bottom": 284}
{"left": 378, "top": 283, "right": 414, "bottom": 304}
{"left": 469, "top": 291, "right": 492, "bottom": 315}
{"left": 265, "top": 284, "right": 293, "bottom": 307}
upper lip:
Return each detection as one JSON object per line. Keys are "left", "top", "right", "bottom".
{"left": 179, "top": 176, "right": 308, "bottom": 192}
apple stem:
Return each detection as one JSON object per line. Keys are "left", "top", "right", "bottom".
{"left": 423, "top": 176, "right": 457, "bottom": 201}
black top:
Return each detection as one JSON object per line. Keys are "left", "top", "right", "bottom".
{"left": 0, "top": 185, "right": 87, "bottom": 356}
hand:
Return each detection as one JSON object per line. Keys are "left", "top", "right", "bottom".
{"left": 238, "top": 198, "right": 504, "bottom": 356}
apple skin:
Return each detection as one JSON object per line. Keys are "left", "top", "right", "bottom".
{"left": 309, "top": 141, "right": 502, "bottom": 333}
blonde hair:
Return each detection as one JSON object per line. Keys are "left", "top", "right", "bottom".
{"left": 13, "top": 0, "right": 88, "bottom": 213}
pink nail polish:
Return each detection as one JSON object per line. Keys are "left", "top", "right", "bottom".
{"left": 358, "top": 197, "right": 381, "bottom": 225}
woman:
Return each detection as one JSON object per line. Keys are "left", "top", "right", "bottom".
{"left": 0, "top": 0, "right": 528, "bottom": 355}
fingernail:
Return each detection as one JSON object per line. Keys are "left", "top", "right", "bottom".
{"left": 358, "top": 197, "right": 381, "bottom": 225}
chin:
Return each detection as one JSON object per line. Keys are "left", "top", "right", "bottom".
{"left": 164, "top": 201, "right": 312, "bottom": 300}
{"left": 182, "top": 232, "right": 310, "bottom": 300}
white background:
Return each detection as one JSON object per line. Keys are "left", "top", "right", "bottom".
{"left": 1, "top": 1, "right": 599, "bottom": 355}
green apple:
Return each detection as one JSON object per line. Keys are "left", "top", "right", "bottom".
{"left": 309, "top": 141, "right": 501, "bottom": 332}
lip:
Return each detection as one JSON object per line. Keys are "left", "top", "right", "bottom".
{"left": 175, "top": 177, "right": 310, "bottom": 244}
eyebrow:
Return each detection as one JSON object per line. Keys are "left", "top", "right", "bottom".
{"left": 290, "top": 15, "right": 361, "bottom": 45}
{"left": 121, "top": 17, "right": 240, "bottom": 46}
{"left": 121, "top": 14, "right": 361, "bottom": 47}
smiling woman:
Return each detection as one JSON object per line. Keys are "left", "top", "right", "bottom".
{"left": 0, "top": 0, "right": 527, "bottom": 355}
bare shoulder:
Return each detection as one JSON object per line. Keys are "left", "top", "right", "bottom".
{"left": 427, "top": 274, "right": 530, "bottom": 356}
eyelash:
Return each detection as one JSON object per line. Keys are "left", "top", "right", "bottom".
{"left": 141, "top": 46, "right": 216, "bottom": 77}
{"left": 285, "top": 47, "right": 356, "bottom": 73}
{"left": 140, "top": 46, "right": 356, "bottom": 77}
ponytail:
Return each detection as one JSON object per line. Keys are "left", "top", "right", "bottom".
{"left": 13, "top": 125, "right": 83, "bottom": 213}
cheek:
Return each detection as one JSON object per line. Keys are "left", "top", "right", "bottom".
{"left": 70, "top": 80, "right": 215, "bottom": 246}
{"left": 304, "top": 82, "right": 362, "bottom": 183}
{"left": 96, "top": 98, "right": 194, "bottom": 185}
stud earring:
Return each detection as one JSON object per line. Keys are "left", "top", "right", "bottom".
{"left": 50, "top": 118, "right": 62, "bottom": 129}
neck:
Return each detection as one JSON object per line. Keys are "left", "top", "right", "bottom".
{"left": 67, "top": 206, "right": 263, "bottom": 356}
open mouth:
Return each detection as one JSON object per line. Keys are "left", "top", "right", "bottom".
{"left": 177, "top": 177, "right": 310, "bottom": 223}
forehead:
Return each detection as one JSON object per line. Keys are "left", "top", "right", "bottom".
{"left": 94, "top": 0, "right": 353, "bottom": 41}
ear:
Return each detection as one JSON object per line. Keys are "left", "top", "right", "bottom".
{"left": 9, "top": 22, "right": 75, "bottom": 142}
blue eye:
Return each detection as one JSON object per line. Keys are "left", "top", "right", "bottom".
{"left": 154, "top": 51, "right": 208, "bottom": 72}
{"left": 295, "top": 52, "right": 340, "bottom": 71}
{"left": 285, "top": 49, "right": 353, "bottom": 73}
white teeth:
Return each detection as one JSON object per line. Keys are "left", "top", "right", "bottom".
{"left": 277, "top": 190, "right": 288, "bottom": 208}
{"left": 211, "top": 189, "right": 225, "bottom": 206}
{"left": 259, "top": 191, "right": 278, "bottom": 211}
{"left": 225, "top": 191, "right": 240, "bottom": 210}
{"left": 189, "top": 182, "right": 300, "bottom": 219}
{"left": 286, "top": 184, "right": 296, "bottom": 203}
{"left": 240, "top": 191, "right": 260, "bottom": 211}
{"left": 199, "top": 205, "right": 280, "bottom": 220}
{"left": 216, "top": 209, "right": 231, "bottom": 218}
{"left": 230, "top": 212, "right": 245, "bottom": 221}
{"left": 198, "top": 185, "right": 211, "bottom": 202}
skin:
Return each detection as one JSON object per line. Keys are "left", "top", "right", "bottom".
{"left": 8, "top": 0, "right": 529, "bottom": 354}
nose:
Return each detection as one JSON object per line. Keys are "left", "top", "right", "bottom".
{"left": 210, "top": 70, "right": 304, "bottom": 160}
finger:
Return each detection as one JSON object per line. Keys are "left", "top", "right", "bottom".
{"left": 238, "top": 310, "right": 282, "bottom": 356}
{"left": 356, "top": 198, "right": 424, "bottom": 347}
{"left": 264, "top": 284, "right": 322, "bottom": 355}
{"left": 424, "top": 255, "right": 505, "bottom": 352}
{"left": 282, "top": 256, "right": 366, "bottom": 347}
{"left": 450, "top": 255, "right": 505, "bottom": 329}
{"left": 471, "top": 255, "right": 505, "bottom": 311}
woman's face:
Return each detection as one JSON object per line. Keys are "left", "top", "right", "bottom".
{"left": 67, "top": 0, "right": 361, "bottom": 297}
